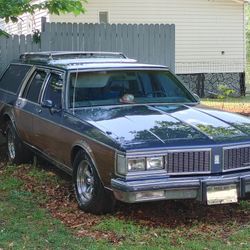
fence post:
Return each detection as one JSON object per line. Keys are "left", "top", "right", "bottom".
{"left": 41, "top": 22, "right": 51, "bottom": 51}
{"left": 41, "top": 17, "right": 47, "bottom": 32}
{"left": 170, "top": 24, "right": 175, "bottom": 73}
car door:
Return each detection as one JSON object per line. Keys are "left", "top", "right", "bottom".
{"left": 32, "top": 71, "right": 66, "bottom": 163}
{"left": 14, "top": 68, "right": 48, "bottom": 144}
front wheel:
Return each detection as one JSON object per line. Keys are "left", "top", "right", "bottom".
{"left": 73, "top": 150, "right": 115, "bottom": 214}
{"left": 6, "top": 122, "right": 32, "bottom": 164}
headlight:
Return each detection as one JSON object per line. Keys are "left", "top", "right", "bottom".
{"left": 146, "top": 157, "right": 164, "bottom": 170}
{"left": 117, "top": 154, "right": 164, "bottom": 175}
{"left": 128, "top": 158, "right": 146, "bottom": 172}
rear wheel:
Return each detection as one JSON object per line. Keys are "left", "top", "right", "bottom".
{"left": 73, "top": 150, "right": 115, "bottom": 214}
{"left": 6, "top": 122, "right": 32, "bottom": 164}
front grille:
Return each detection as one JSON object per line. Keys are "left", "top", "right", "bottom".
{"left": 223, "top": 146, "right": 250, "bottom": 171}
{"left": 166, "top": 150, "right": 211, "bottom": 174}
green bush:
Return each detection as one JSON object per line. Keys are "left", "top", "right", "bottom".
{"left": 217, "top": 84, "right": 235, "bottom": 99}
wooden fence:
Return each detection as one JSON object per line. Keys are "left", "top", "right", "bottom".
{"left": 0, "top": 35, "right": 40, "bottom": 73}
{"left": 0, "top": 22, "right": 175, "bottom": 74}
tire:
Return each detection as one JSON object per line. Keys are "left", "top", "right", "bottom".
{"left": 6, "top": 122, "right": 32, "bottom": 164}
{"left": 73, "top": 150, "right": 115, "bottom": 214}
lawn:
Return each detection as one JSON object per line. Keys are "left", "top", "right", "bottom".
{"left": 0, "top": 145, "right": 250, "bottom": 249}
{"left": 201, "top": 96, "right": 250, "bottom": 115}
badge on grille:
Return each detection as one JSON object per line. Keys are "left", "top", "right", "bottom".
{"left": 214, "top": 155, "right": 220, "bottom": 164}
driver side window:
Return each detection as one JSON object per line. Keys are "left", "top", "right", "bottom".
{"left": 43, "top": 73, "right": 63, "bottom": 109}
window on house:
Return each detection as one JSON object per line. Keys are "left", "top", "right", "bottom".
{"left": 99, "top": 11, "right": 109, "bottom": 24}
{"left": 26, "top": 18, "right": 33, "bottom": 34}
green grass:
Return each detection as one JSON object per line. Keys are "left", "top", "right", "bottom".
{"left": 0, "top": 165, "right": 109, "bottom": 250}
{"left": 201, "top": 96, "right": 250, "bottom": 113}
{"left": 1, "top": 164, "right": 250, "bottom": 249}
{"left": 202, "top": 96, "right": 250, "bottom": 103}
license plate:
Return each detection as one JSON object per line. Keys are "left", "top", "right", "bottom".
{"left": 207, "top": 184, "right": 238, "bottom": 205}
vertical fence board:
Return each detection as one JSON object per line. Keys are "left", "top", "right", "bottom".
{"left": 0, "top": 37, "right": 8, "bottom": 72}
{"left": 165, "top": 25, "right": 171, "bottom": 67}
{"left": 116, "top": 24, "right": 122, "bottom": 53}
{"left": 110, "top": 24, "right": 117, "bottom": 52}
{"left": 159, "top": 24, "right": 165, "bottom": 65}
{"left": 99, "top": 24, "right": 106, "bottom": 51}
{"left": 137, "top": 24, "right": 144, "bottom": 62}
{"left": 12, "top": 36, "right": 19, "bottom": 61}
{"left": 93, "top": 24, "right": 100, "bottom": 51}
{"left": 19, "top": 35, "right": 26, "bottom": 55}
{"left": 26, "top": 35, "right": 32, "bottom": 52}
{"left": 41, "top": 22, "right": 51, "bottom": 51}
{"left": 56, "top": 23, "right": 63, "bottom": 51}
{"left": 121, "top": 24, "right": 129, "bottom": 56}
{"left": 78, "top": 23, "right": 84, "bottom": 51}
{"left": 170, "top": 24, "right": 175, "bottom": 72}
{"left": 72, "top": 23, "right": 79, "bottom": 51}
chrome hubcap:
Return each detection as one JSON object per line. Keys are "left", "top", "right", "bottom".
{"left": 7, "top": 129, "right": 15, "bottom": 160}
{"left": 76, "top": 160, "right": 94, "bottom": 203}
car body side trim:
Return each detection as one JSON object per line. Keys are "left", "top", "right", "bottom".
{"left": 24, "top": 141, "right": 73, "bottom": 175}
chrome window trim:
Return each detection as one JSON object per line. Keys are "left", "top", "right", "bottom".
{"left": 20, "top": 67, "right": 50, "bottom": 103}
{"left": 65, "top": 67, "right": 198, "bottom": 110}
{"left": 40, "top": 70, "right": 66, "bottom": 108}
{"left": 18, "top": 66, "right": 36, "bottom": 97}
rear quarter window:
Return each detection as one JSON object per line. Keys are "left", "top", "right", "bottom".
{"left": 0, "top": 64, "right": 32, "bottom": 94}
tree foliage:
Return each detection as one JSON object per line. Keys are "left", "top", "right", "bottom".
{"left": 0, "top": 0, "right": 86, "bottom": 22}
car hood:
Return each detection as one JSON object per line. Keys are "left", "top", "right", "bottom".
{"left": 74, "top": 104, "right": 250, "bottom": 150}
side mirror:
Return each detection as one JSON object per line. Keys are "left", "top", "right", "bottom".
{"left": 42, "top": 99, "right": 61, "bottom": 114}
{"left": 41, "top": 99, "right": 53, "bottom": 109}
{"left": 193, "top": 93, "right": 200, "bottom": 103}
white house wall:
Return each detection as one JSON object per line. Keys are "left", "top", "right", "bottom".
{"left": 50, "top": 0, "right": 245, "bottom": 74}
{"left": 0, "top": 0, "right": 245, "bottom": 74}
{"left": 0, "top": 0, "right": 49, "bottom": 35}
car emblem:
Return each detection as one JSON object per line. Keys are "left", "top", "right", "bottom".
{"left": 214, "top": 155, "right": 220, "bottom": 164}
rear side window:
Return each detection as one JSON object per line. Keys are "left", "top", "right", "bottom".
{"left": 43, "top": 73, "right": 63, "bottom": 108}
{"left": 23, "top": 70, "right": 47, "bottom": 103}
{"left": 0, "top": 64, "right": 31, "bottom": 93}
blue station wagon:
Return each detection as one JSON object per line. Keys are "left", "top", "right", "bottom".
{"left": 0, "top": 51, "right": 250, "bottom": 214}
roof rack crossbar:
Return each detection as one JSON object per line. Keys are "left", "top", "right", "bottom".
{"left": 20, "top": 51, "right": 127, "bottom": 63}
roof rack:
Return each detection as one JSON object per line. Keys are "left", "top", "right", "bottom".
{"left": 20, "top": 51, "right": 127, "bottom": 63}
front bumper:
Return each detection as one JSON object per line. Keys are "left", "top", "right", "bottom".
{"left": 111, "top": 171, "right": 250, "bottom": 204}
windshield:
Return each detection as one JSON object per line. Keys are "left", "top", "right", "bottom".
{"left": 68, "top": 70, "right": 196, "bottom": 107}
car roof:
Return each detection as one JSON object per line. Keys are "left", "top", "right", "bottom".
{"left": 18, "top": 51, "right": 168, "bottom": 71}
